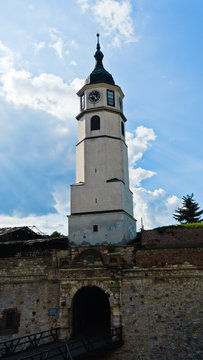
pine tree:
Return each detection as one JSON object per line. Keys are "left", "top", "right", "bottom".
{"left": 173, "top": 193, "right": 203, "bottom": 223}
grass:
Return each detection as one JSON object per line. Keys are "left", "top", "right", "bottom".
{"left": 155, "top": 223, "right": 203, "bottom": 234}
{"left": 178, "top": 223, "right": 203, "bottom": 228}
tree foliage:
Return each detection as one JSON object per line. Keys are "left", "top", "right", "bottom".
{"left": 173, "top": 193, "right": 203, "bottom": 223}
{"left": 50, "top": 231, "right": 63, "bottom": 237}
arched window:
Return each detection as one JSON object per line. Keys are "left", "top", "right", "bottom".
{"left": 121, "top": 121, "right": 125, "bottom": 136}
{"left": 91, "top": 115, "right": 100, "bottom": 131}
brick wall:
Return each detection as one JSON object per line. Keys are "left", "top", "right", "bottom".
{"left": 135, "top": 248, "right": 203, "bottom": 267}
{"left": 141, "top": 226, "right": 203, "bottom": 248}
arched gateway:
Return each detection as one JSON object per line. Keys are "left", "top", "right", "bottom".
{"left": 71, "top": 286, "right": 111, "bottom": 338}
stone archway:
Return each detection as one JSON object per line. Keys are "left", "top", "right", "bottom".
{"left": 71, "top": 286, "right": 111, "bottom": 338}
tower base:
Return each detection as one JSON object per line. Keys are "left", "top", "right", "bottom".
{"left": 68, "top": 211, "right": 136, "bottom": 245}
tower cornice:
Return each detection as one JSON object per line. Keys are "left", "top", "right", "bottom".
{"left": 76, "top": 106, "right": 127, "bottom": 122}
{"left": 76, "top": 134, "right": 127, "bottom": 148}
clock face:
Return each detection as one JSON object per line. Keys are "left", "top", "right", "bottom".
{"left": 88, "top": 90, "right": 101, "bottom": 103}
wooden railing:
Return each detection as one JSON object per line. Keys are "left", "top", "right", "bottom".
{"left": 0, "top": 327, "right": 60, "bottom": 358}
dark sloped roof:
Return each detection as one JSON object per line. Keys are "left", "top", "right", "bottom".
{"left": 0, "top": 226, "right": 48, "bottom": 242}
{"left": 0, "top": 236, "right": 69, "bottom": 257}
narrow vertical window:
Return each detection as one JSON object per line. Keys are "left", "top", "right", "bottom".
{"left": 107, "top": 90, "right": 115, "bottom": 106}
{"left": 91, "top": 115, "right": 100, "bottom": 131}
{"left": 119, "top": 97, "right": 123, "bottom": 111}
{"left": 6, "top": 312, "right": 16, "bottom": 329}
{"left": 121, "top": 121, "right": 125, "bottom": 137}
{"left": 81, "top": 93, "right": 85, "bottom": 110}
{"left": 93, "top": 225, "right": 98, "bottom": 232}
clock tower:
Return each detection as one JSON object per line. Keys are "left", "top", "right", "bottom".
{"left": 68, "top": 34, "right": 136, "bottom": 245}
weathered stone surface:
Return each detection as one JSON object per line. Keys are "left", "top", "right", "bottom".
{"left": 0, "top": 244, "right": 202, "bottom": 359}
{"left": 119, "top": 267, "right": 202, "bottom": 360}
{"left": 0, "top": 256, "right": 59, "bottom": 341}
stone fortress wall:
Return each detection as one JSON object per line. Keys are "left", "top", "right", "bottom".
{"left": 0, "top": 227, "right": 202, "bottom": 359}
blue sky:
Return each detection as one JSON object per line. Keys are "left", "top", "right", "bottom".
{"left": 0, "top": 0, "right": 202, "bottom": 234}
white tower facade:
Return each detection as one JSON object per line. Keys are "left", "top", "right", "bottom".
{"left": 68, "top": 35, "right": 136, "bottom": 245}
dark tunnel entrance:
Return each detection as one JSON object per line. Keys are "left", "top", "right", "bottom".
{"left": 71, "top": 286, "right": 111, "bottom": 338}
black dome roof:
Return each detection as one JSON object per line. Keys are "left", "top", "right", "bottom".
{"left": 86, "top": 34, "right": 115, "bottom": 86}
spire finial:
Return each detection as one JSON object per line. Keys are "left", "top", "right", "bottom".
{"left": 87, "top": 33, "right": 115, "bottom": 85}
{"left": 96, "top": 33, "right": 100, "bottom": 50}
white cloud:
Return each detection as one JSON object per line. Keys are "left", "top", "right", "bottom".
{"left": 77, "top": 0, "right": 89, "bottom": 12}
{"left": 0, "top": 41, "right": 18, "bottom": 72}
{"left": 49, "top": 29, "right": 64, "bottom": 59}
{"left": 70, "top": 60, "right": 77, "bottom": 66}
{"left": 48, "top": 30, "right": 77, "bottom": 59}
{"left": 77, "top": 0, "right": 137, "bottom": 46}
{"left": 71, "top": 77, "right": 85, "bottom": 90}
{"left": 0, "top": 186, "right": 70, "bottom": 235}
{"left": 126, "top": 126, "right": 179, "bottom": 230}
{"left": 126, "top": 126, "right": 156, "bottom": 166}
{"left": 52, "top": 186, "right": 69, "bottom": 215}
{"left": 0, "top": 41, "right": 84, "bottom": 120}
{"left": 49, "top": 39, "right": 64, "bottom": 59}
{"left": 48, "top": 28, "right": 65, "bottom": 59}
{"left": 32, "top": 41, "right": 45, "bottom": 53}
{"left": 129, "top": 166, "right": 156, "bottom": 187}
{"left": 132, "top": 187, "right": 179, "bottom": 230}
